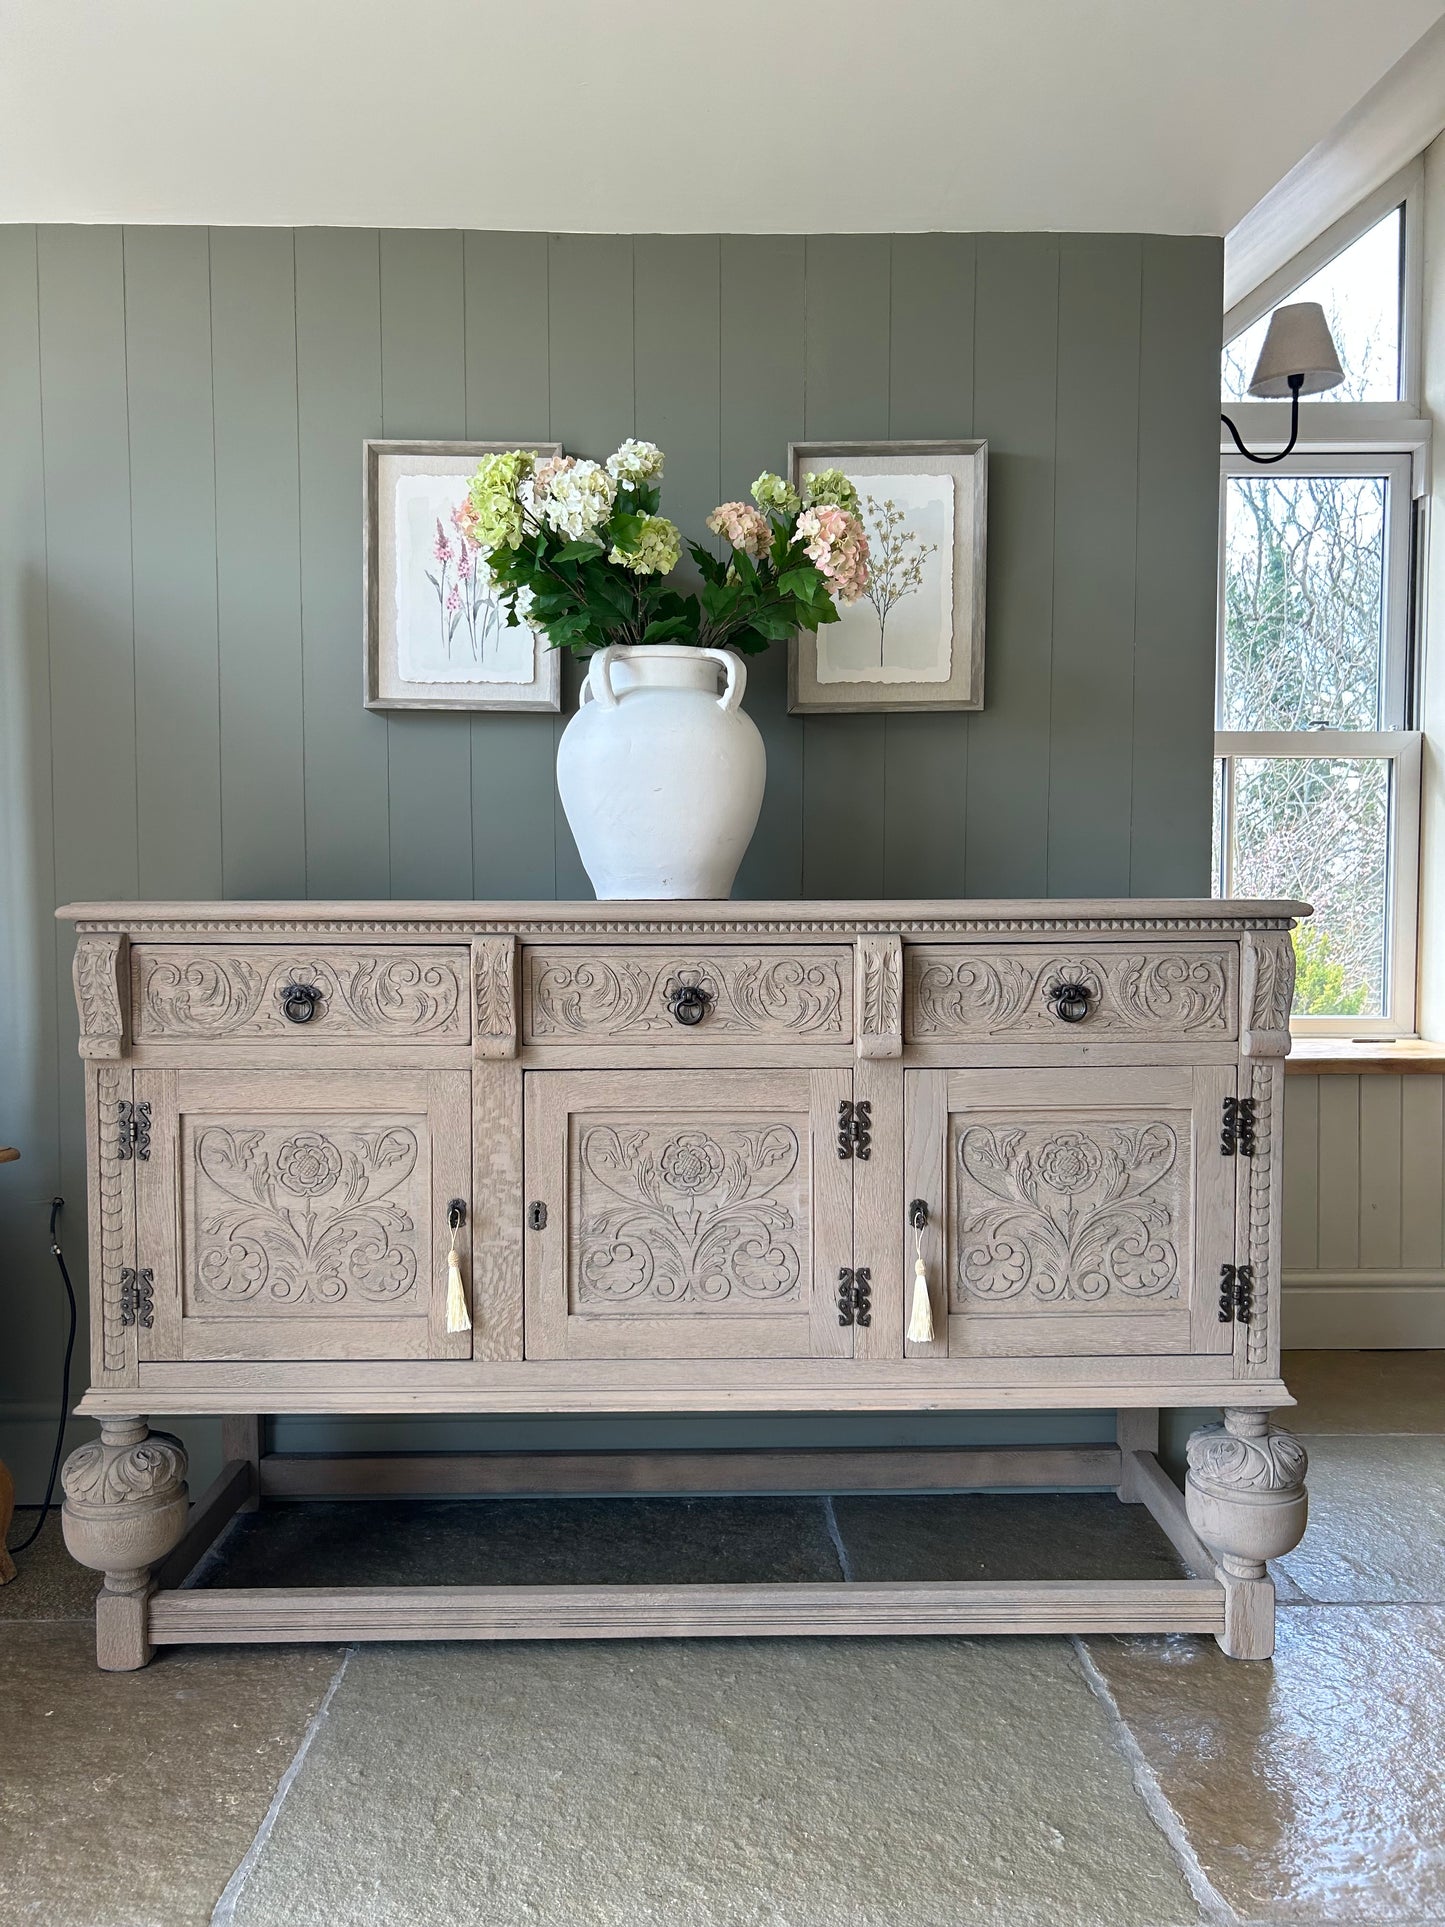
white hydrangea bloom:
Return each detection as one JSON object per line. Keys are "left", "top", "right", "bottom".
{"left": 606, "top": 439, "right": 665, "bottom": 486}
{"left": 541, "top": 460, "right": 616, "bottom": 540}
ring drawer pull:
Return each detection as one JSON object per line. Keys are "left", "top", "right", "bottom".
{"left": 280, "top": 982, "right": 324, "bottom": 1025}
{"left": 1046, "top": 979, "right": 1092, "bottom": 1024}
{"left": 667, "top": 983, "right": 712, "bottom": 1027}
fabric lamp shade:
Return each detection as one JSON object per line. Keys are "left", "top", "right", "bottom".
{"left": 1247, "top": 301, "right": 1344, "bottom": 398}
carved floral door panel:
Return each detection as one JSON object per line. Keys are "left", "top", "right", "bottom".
{"left": 904, "top": 1065, "right": 1235, "bottom": 1359}
{"left": 133, "top": 1068, "right": 471, "bottom": 1362}
{"left": 523, "top": 1068, "right": 854, "bottom": 1360}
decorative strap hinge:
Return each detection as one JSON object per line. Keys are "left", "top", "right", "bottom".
{"left": 837, "top": 1266, "right": 872, "bottom": 1327}
{"left": 837, "top": 1099, "right": 872, "bottom": 1161}
{"left": 1218, "top": 1262, "right": 1254, "bottom": 1325}
{"left": 1220, "top": 1095, "right": 1256, "bottom": 1158}
{"left": 116, "top": 1099, "right": 151, "bottom": 1162}
{"left": 119, "top": 1266, "right": 154, "bottom": 1329}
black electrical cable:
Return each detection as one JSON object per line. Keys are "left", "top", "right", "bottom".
{"left": 6, "top": 1196, "right": 77, "bottom": 1558}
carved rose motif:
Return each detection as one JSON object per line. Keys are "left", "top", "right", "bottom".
{"left": 275, "top": 1132, "right": 343, "bottom": 1196}
{"left": 1034, "top": 1132, "right": 1102, "bottom": 1196}
{"left": 659, "top": 1132, "right": 726, "bottom": 1195}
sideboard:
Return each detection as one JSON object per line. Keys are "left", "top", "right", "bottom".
{"left": 56, "top": 898, "right": 1310, "bottom": 1668}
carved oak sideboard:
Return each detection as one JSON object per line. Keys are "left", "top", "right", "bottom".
{"left": 56, "top": 898, "right": 1310, "bottom": 1668}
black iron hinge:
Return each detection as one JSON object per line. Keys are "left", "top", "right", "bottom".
{"left": 119, "top": 1266, "right": 154, "bottom": 1329}
{"left": 1220, "top": 1096, "right": 1256, "bottom": 1158}
{"left": 116, "top": 1099, "right": 151, "bottom": 1162}
{"left": 837, "top": 1266, "right": 872, "bottom": 1327}
{"left": 837, "top": 1099, "right": 872, "bottom": 1161}
{"left": 1218, "top": 1262, "right": 1254, "bottom": 1324}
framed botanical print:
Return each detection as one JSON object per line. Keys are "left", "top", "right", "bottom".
{"left": 787, "top": 440, "right": 987, "bottom": 713}
{"left": 364, "top": 439, "right": 564, "bottom": 712}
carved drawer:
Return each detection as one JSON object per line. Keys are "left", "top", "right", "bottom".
{"left": 905, "top": 943, "right": 1238, "bottom": 1043}
{"left": 522, "top": 946, "right": 853, "bottom": 1044}
{"left": 131, "top": 945, "right": 471, "bottom": 1043}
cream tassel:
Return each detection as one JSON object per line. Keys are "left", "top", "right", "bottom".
{"left": 907, "top": 1214, "right": 934, "bottom": 1344}
{"left": 445, "top": 1215, "right": 471, "bottom": 1334}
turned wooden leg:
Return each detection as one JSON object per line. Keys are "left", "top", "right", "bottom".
{"left": 1185, "top": 1409, "right": 1307, "bottom": 1660}
{"left": 61, "top": 1418, "right": 189, "bottom": 1670}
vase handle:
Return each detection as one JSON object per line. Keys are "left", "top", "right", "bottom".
{"left": 704, "top": 648, "right": 746, "bottom": 714}
{"left": 584, "top": 646, "right": 621, "bottom": 710}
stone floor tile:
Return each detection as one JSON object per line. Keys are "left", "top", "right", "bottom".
{"left": 0, "top": 1623, "right": 339, "bottom": 1927}
{"left": 1277, "top": 1437, "right": 1445, "bottom": 1603}
{"left": 204, "top": 1495, "right": 844, "bottom": 1589}
{"left": 1084, "top": 1604, "right": 1445, "bottom": 1923}
{"left": 225, "top": 1637, "right": 1205, "bottom": 1927}
{"left": 0, "top": 1512, "right": 100, "bottom": 1620}
{"left": 831, "top": 1491, "right": 1191, "bottom": 1581}
{"left": 1281, "top": 1350, "right": 1445, "bottom": 1435}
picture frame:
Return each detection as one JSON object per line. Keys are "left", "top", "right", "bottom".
{"left": 364, "top": 439, "right": 564, "bottom": 712}
{"left": 787, "top": 439, "right": 987, "bottom": 714}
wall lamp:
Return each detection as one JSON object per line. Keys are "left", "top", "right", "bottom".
{"left": 1220, "top": 300, "right": 1344, "bottom": 464}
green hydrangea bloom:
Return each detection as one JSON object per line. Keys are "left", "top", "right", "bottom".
{"left": 751, "top": 471, "right": 802, "bottom": 516}
{"left": 609, "top": 514, "right": 682, "bottom": 576}
{"left": 801, "top": 467, "right": 859, "bottom": 515}
{"left": 465, "top": 450, "right": 533, "bottom": 551}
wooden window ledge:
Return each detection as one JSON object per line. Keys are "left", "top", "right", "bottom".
{"left": 1286, "top": 1038, "right": 1445, "bottom": 1074}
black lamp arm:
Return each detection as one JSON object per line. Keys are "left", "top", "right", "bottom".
{"left": 1220, "top": 372, "right": 1304, "bottom": 466}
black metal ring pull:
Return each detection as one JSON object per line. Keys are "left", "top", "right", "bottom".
{"left": 1046, "top": 980, "right": 1092, "bottom": 1024}
{"left": 280, "top": 983, "right": 324, "bottom": 1025}
{"left": 667, "top": 983, "right": 712, "bottom": 1027}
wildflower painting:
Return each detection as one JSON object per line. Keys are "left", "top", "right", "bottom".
{"left": 365, "top": 441, "right": 563, "bottom": 713}
{"left": 787, "top": 441, "right": 987, "bottom": 714}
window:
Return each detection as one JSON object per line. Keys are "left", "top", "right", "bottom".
{"left": 1215, "top": 172, "right": 1424, "bottom": 1036}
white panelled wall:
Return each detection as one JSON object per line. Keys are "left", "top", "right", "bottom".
{"left": 1283, "top": 1073, "right": 1445, "bottom": 1343}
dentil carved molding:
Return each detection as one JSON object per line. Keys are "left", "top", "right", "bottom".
{"left": 135, "top": 948, "right": 468, "bottom": 1040}
{"left": 576, "top": 1121, "right": 804, "bottom": 1309}
{"left": 953, "top": 1121, "right": 1182, "bottom": 1306}
{"left": 909, "top": 947, "right": 1233, "bottom": 1039}
{"left": 527, "top": 950, "right": 848, "bottom": 1040}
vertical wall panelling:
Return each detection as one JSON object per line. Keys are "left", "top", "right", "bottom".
{"left": 965, "top": 235, "right": 1059, "bottom": 895}
{"left": 1358, "top": 1074, "right": 1404, "bottom": 1271}
{"left": 633, "top": 236, "right": 721, "bottom": 592}
{"left": 124, "top": 229, "right": 222, "bottom": 900}
{"left": 801, "top": 235, "right": 891, "bottom": 897}
{"left": 1400, "top": 1075, "right": 1445, "bottom": 1269}
{"left": 209, "top": 229, "right": 306, "bottom": 897}
{"left": 1316, "top": 1074, "right": 1362, "bottom": 1272}
{"left": 379, "top": 230, "right": 472, "bottom": 897}
{"left": 723, "top": 235, "right": 806, "bottom": 899}
{"left": 295, "top": 227, "right": 391, "bottom": 899}
{"left": 882, "top": 234, "right": 976, "bottom": 897}
{"left": 1048, "top": 236, "right": 1141, "bottom": 895}
{"left": 463, "top": 232, "right": 557, "bottom": 898}
{"left": 1281, "top": 1073, "right": 1320, "bottom": 1270}
{"left": 546, "top": 235, "right": 636, "bottom": 897}
{"left": 1130, "top": 236, "right": 1221, "bottom": 894}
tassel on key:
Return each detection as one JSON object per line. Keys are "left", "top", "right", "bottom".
{"left": 907, "top": 1204, "right": 935, "bottom": 1344}
{"left": 445, "top": 1202, "right": 472, "bottom": 1335}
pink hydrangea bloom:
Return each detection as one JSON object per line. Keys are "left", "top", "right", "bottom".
{"left": 531, "top": 455, "right": 577, "bottom": 502}
{"left": 796, "top": 505, "right": 869, "bottom": 604}
{"left": 706, "top": 500, "right": 772, "bottom": 560}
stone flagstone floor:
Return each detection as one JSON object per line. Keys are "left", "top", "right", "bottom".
{"left": 1, "top": 1350, "right": 1441, "bottom": 1927}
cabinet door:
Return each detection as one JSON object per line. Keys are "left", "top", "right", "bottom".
{"left": 134, "top": 1068, "right": 471, "bottom": 1362}
{"left": 904, "top": 1065, "right": 1235, "bottom": 1358}
{"left": 523, "top": 1068, "right": 853, "bottom": 1360}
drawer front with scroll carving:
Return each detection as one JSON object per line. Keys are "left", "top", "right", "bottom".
{"left": 523, "top": 946, "right": 852, "bottom": 1044}
{"left": 132, "top": 946, "right": 471, "bottom": 1043}
{"left": 905, "top": 944, "right": 1238, "bottom": 1042}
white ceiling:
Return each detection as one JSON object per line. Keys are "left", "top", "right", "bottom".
{"left": 2, "top": 0, "right": 1443, "bottom": 234}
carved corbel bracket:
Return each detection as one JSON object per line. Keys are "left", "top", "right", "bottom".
{"left": 472, "top": 935, "right": 518, "bottom": 1059}
{"left": 1241, "top": 931, "right": 1295, "bottom": 1059}
{"left": 855, "top": 933, "right": 903, "bottom": 1059}
{"left": 73, "top": 933, "right": 129, "bottom": 1060}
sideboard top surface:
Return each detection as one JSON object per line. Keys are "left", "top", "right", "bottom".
{"left": 58, "top": 897, "right": 1311, "bottom": 937}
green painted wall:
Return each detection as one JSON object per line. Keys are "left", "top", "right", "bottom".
{"left": 0, "top": 226, "right": 1223, "bottom": 1494}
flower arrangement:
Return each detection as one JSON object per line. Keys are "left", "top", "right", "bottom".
{"left": 461, "top": 439, "right": 869, "bottom": 656}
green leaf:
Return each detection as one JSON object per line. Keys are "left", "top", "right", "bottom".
{"left": 552, "top": 539, "right": 606, "bottom": 565}
{"left": 641, "top": 615, "right": 694, "bottom": 644}
{"left": 778, "top": 567, "right": 817, "bottom": 599}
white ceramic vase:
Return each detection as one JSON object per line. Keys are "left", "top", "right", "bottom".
{"left": 556, "top": 644, "right": 766, "bottom": 900}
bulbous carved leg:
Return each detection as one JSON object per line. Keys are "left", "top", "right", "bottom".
{"left": 61, "top": 1418, "right": 189, "bottom": 1670}
{"left": 1186, "top": 1409, "right": 1307, "bottom": 1661}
